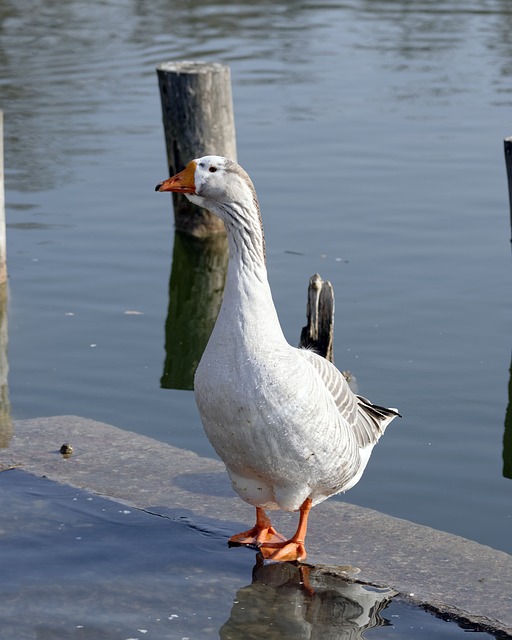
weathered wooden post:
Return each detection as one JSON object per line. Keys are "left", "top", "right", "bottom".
{"left": 0, "top": 111, "right": 6, "bottom": 284}
{"left": 504, "top": 358, "right": 512, "bottom": 480}
{"left": 156, "top": 61, "right": 236, "bottom": 388}
{"left": 504, "top": 136, "right": 512, "bottom": 243}
{"left": 503, "top": 137, "right": 512, "bottom": 477}
{"left": 300, "top": 274, "right": 335, "bottom": 363}
{"left": 299, "top": 274, "right": 357, "bottom": 389}
{"left": 156, "top": 61, "right": 237, "bottom": 237}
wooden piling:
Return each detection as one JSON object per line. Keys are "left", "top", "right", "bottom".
{"left": 0, "top": 111, "right": 6, "bottom": 283}
{"left": 156, "top": 61, "right": 237, "bottom": 237}
{"left": 504, "top": 136, "right": 512, "bottom": 243}
{"left": 504, "top": 358, "right": 512, "bottom": 480}
{"left": 300, "top": 274, "right": 335, "bottom": 363}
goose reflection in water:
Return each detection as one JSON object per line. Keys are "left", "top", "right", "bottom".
{"left": 220, "top": 558, "right": 395, "bottom": 639}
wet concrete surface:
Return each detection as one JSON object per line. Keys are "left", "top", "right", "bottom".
{"left": 0, "top": 416, "right": 511, "bottom": 638}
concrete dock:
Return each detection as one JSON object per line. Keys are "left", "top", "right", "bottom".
{"left": 1, "top": 415, "right": 511, "bottom": 637}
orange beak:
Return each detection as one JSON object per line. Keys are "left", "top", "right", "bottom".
{"left": 155, "top": 160, "right": 197, "bottom": 194}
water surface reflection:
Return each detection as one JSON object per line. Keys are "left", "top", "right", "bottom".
{"left": 0, "top": 283, "right": 10, "bottom": 448}
{"left": 221, "top": 559, "right": 394, "bottom": 639}
{"left": 161, "top": 232, "right": 228, "bottom": 390}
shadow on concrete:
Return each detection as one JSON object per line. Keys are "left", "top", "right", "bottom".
{"left": 172, "top": 470, "right": 234, "bottom": 497}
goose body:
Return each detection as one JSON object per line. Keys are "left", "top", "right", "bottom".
{"left": 156, "top": 156, "right": 400, "bottom": 561}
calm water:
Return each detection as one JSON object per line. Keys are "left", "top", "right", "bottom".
{"left": 1, "top": 0, "right": 511, "bottom": 555}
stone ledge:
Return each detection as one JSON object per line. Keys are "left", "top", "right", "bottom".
{"left": 1, "top": 415, "right": 510, "bottom": 637}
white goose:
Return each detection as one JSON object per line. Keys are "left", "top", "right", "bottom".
{"left": 156, "top": 156, "right": 400, "bottom": 562}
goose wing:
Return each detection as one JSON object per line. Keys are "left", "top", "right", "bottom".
{"left": 300, "top": 349, "right": 400, "bottom": 448}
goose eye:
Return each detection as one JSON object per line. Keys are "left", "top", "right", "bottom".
{"left": 209, "top": 166, "right": 217, "bottom": 173}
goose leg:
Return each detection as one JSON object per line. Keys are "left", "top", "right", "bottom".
{"left": 258, "top": 498, "right": 312, "bottom": 562}
{"left": 229, "top": 507, "right": 287, "bottom": 546}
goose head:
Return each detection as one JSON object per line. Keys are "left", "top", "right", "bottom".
{"left": 155, "top": 155, "right": 259, "bottom": 224}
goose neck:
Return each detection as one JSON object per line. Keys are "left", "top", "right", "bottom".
{"left": 220, "top": 201, "right": 266, "bottom": 274}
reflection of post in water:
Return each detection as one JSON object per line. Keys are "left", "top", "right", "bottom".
{"left": 161, "top": 231, "right": 228, "bottom": 391}
{"left": 0, "top": 113, "right": 10, "bottom": 447}
{"left": 220, "top": 560, "right": 394, "bottom": 639}
{"left": 504, "top": 357, "right": 512, "bottom": 480}
{"left": 0, "top": 282, "right": 12, "bottom": 448}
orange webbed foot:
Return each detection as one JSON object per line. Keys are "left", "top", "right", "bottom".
{"left": 256, "top": 497, "right": 312, "bottom": 563}
{"left": 258, "top": 539, "right": 307, "bottom": 562}
{"left": 229, "top": 525, "right": 287, "bottom": 547}
{"left": 228, "top": 507, "right": 287, "bottom": 547}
